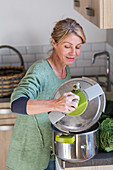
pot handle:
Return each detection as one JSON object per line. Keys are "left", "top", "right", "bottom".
{"left": 55, "top": 135, "right": 75, "bottom": 144}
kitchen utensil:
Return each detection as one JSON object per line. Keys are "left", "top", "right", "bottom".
{"left": 54, "top": 121, "right": 100, "bottom": 162}
{"left": 49, "top": 77, "right": 106, "bottom": 133}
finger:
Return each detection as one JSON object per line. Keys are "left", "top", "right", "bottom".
{"left": 65, "top": 105, "right": 75, "bottom": 113}
{"left": 66, "top": 95, "right": 80, "bottom": 103}
{"left": 65, "top": 101, "right": 79, "bottom": 113}
{"left": 68, "top": 102, "right": 78, "bottom": 109}
{"left": 71, "top": 94, "right": 80, "bottom": 100}
{"left": 63, "top": 92, "right": 75, "bottom": 97}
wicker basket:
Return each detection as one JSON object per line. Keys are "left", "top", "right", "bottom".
{"left": 0, "top": 45, "right": 26, "bottom": 98}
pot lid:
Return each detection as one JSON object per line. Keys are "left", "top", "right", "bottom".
{"left": 48, "top": 77, "right": 106, "bottom": 133}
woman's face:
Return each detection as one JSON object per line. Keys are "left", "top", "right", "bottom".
{"left": 52, "top": 33, "right": 82, "bottom": 65}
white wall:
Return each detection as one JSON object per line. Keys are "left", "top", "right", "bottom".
{"left": 0, "top": 0, "right": 106, "bottom": 46}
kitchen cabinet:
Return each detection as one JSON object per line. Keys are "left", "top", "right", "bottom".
{"left": 73, "top": 0, "right": 113, "bottom": 29}
{"left": 0, "top": 102, "right": 17, "bottom": 170}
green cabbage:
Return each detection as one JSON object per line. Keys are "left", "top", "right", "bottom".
{"left": 100, "top": 118, "right": 113, "bottom": 152}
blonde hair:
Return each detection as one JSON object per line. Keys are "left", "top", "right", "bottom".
{"left": 51, "top": 18, "right": 86, "bottom": 44}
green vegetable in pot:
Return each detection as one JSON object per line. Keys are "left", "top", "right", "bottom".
{"left": 99, "top": 100, "right": 113, "bottom": 123}
{"left": 100, "top": 118, "right": 113, "bottom": 152}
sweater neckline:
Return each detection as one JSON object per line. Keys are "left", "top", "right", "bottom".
{"left": 44, "top": 59, "right": 69, "bottom": 80}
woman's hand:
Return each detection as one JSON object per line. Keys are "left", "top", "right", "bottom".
{"left": 54, "top": 92, "right": 80, "bottom": 113}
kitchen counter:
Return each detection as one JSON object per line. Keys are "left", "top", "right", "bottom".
{"left": 65, "top": 151, "right": 113, "bottom": 168}
{"left": 56, "top": 151, "right": 113, "bottom": 169}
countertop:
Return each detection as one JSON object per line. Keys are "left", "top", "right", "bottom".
{"left": 64, "top": 151, "right": 113, "bottom": 168}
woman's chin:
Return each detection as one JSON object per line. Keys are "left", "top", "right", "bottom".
{"left": 66, "top": 60, "right": 75, "bottom": 65}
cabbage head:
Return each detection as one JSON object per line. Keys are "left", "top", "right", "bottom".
{"left": 100, "top": 118, "right": 113, "bottom": 152}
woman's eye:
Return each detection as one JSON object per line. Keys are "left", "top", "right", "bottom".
{"left": 76, "top": 46, "right": 81, "bottom": 49}
{"left": 65, "top": 46, "right": 71, "bottom": 49}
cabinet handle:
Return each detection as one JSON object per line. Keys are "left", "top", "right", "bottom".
{"left": 86, "top": 7, "right": 94, "bottom": 16}
{"left": 74, "top": 0, "right": 80, "bottom": 7}
{"left": 0, "top": 124, "right": 14, "bottom": 131}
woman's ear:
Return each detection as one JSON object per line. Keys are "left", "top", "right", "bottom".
{"left": 52, "top": 38, "right": 56, "bottom": 48}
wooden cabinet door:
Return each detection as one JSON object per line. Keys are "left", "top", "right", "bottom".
{"left": 90, "top": 0, "right": 103, "bottom": 28}
{"left": 103, "top": 0, "right": 113, "bottom": 28}
{"left": 0, "top": 119, "right": 16, "bottom": 170}
{"left": 83, "top": 0, "right": 103, "bottom": 28}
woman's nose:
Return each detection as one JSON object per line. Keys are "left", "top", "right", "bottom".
{"left": 70, "top": 48, "right": 76, "bottom": 55}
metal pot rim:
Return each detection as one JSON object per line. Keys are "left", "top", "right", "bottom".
{"left": 49, "top": 77, "right": 106, "bottom": 133}
{"left": 53, "top": 122, "right": 100, "bottom": 135}
{"left": 71, "top": 122, "right": 100, "bottom": 135}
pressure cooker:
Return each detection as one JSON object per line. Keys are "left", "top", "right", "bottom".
{"left": 48, "top": 77, "right": 106, "bottom": 163}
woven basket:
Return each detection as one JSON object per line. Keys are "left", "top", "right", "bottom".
{"left": 0, "top": 45, "right": 26, "bottom": 98}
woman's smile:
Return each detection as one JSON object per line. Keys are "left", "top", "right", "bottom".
{"left": 66, "top": 56, "right": 75, "bottom": 61}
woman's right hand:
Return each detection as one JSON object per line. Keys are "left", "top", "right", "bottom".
{"left": 54, "top": 92, "right": 80, "bottom": 113}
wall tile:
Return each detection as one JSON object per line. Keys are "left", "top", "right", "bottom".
{"left": 22, "top": 54, "right": 36, "bottom": 62}
{"left": 81, "top": 43, "right": 91, "bottom": 52}
{"left": 110, "top": 54, "right": 113, "bottom": 65}
{"left": 83, "top": 51, "right": 94, "bottom": 59}
{"left": 2, "top": 55, "right": 20, "bottom": 64}
{"left": 106, "top": 43, "right": 113, "bottom": 55}
{"left": 76, "top": 53, "right": 84, "bottom": 60}
{"left": 42, "top": 44, "right": 52, "bottom": 53}
{"left": 91, "top": 42, "right": 105, "bottom": 51}
{"left": 69, "top": 62, "right": 76, "bottom": 68}
{"left": 10, "top": 46, "right": 27, "bottom": 55}
{"left": 24, "top": 63, "right": 28, "bottom": 70}
{"left": 26, "top": 45, "right": 43, "bottom": 54}
{"left": 92, "top": 58, "right": 106, "bottom": 67}
{"left": 84, "top": 66, "right": 100, "bottom": 75}
{"left": 0, "top": 63, "right": 10, "bottom": 67}
{"left": 11, "top": 63, "right": 21, "bottom": 67}
{"left": 0, "top": 48, "right": 10, "bottom": 55}
{"left": 70, "top": 67, "right": 84, "bottom": 76}
{"left": 100, "top": 66, "right": 106, "bottom": 74}
{"left": 35, "top": 53, "right": 48, "bottom": 60}
{"left": 26, "top": 62, "right": 34, "bottom": 69}
{"left": 76, "top": 59, "right": 91, "bottom": 67}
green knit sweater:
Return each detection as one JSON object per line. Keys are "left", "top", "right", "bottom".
{"left": 6, "top": 59, "right": 71, "bottom": 170}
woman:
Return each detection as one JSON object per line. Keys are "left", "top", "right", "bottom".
{"left": 6, "top": 18, "right": 86, "bottom": 170}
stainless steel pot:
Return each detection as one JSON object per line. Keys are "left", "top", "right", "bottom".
{"left": 48, "top": 77, "right": 105, "bottom": 163}
{"left": 54, "top": 122, "right": 100, "bottom": 163}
